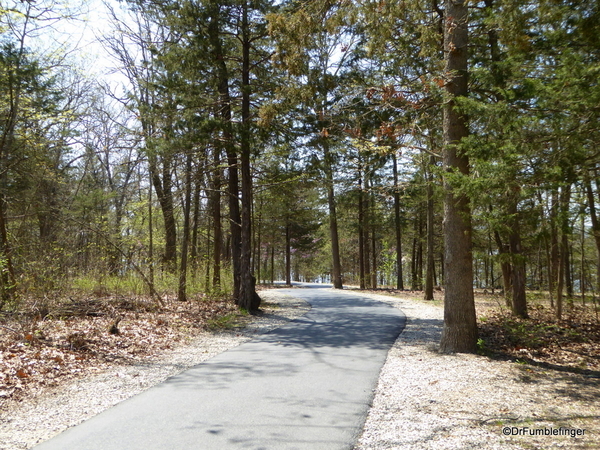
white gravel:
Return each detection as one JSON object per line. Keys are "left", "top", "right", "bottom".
{"left": 1, "top": 288, "right": 598, "bottom": 450}
{"left": 352, "top": 290, "right": 598, "bottom": 450}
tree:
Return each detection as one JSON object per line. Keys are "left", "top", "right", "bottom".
{"left": 439, "top": 0, "right": 478, "bottom": 353}
{"left": 103, "top": 3, "right": 179, "bottom": 272}
{"left": 267, "top": 1, "right": 362, "bottom": 289}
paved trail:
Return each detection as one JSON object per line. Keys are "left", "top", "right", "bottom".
{"left": 34, "top": 285, "right": 406, "bottom": 450}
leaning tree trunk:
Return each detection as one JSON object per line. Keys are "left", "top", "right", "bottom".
{"left": 439, "top": 0, "right": 478, "bottom": 353}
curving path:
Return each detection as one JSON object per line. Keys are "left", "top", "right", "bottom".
{"left": 34, "top": 284, "right": 406, "bottom": 450}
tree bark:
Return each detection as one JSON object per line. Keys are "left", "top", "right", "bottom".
{"left": 358, "top": 167, "right": 366, "bottom": 289}
{"left": 323, "top": 140, "right": 343, "bottom": 289}
{"left": 507, "top": 189, "right": 527, "bottom": 317}
{"left": 177, "top": 152, "right": 193, "bottom": 302}
{"left": 584, "top": 174, "right": 600, "bottom": 293}
{"left": 237, "top": 1, "right": 260, "bottom": 312}
{"left": 392, "top": 152, "right": 404, "bottom": 290}
{"left": 210, "top": 146, "right": 222, "bottom": 290}
{"left": 370, "top": 181, "right": 378, "bottom": 290}
{"left": 425, "top": 156, "right": 435, "bottom": 300}
{"left": 556, "top": 184, "right": 572, "bottom": 320}
{"left": 148, "top": 154, "right": 177, "bottom": 272}
{"left": 439, "top": 0, "right": 478, "bottom": 353}
{"left": 549, "top": 189, "right": 559, "bottom": 308}
{"left": 208, "top": 1, "right": 241, "bottom": 302}
{"left": 285, "top": 223, "right": 291, "bottom": 285}
{"left": 493, "top": 229, "right": 512, "bottom": 306}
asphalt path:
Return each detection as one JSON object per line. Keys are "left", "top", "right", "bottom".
{"left": 34, "top": 284, "right": 406, "bottom": 450}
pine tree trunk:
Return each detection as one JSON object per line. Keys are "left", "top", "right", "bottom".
{"left": 323, "top": 140, "right": 343, "bottom": 289}
{"left": 209, "top": 3, "right": 241, "bottom": 301}
{"left": 584, "top": 175, "right": 600, "bottom": 294}
{"left": 439, "top": 0, "right": 478, "bottom": 353}
{"left": 149, "top": 156, "right": 177, "bottom": 272}
{"left": 549, "top": 190, "right": 559, "bottom": 308}
{"left": 508, "top": 193, "right": 527, "bottom": 317}
{"left": 237, "top": 2, "right": 260, "bottom": 312}
{"left": 358, "top": 168, "right": 366, "bottom": 289}
{"left": 190, "top": 165, "right": 202, "bottom": 265}
{"left": 285, "top": 223, "right": 291, "bottom": 285}
{"left": 211, "top": 146, "right": 222, "bottom": 290}
{"left": 177, "top": 153, "right": 193, "bottom": 302}
{"left": 0, "top": 193, "right": 16, "bottom": 308}
{"left": 556, "top": 184, "right": 572, "bottom": 320}
{"left": 494, "top": 229, "right": 513, "bottom": 307}
{"left": 370, "top": 183, "right": 378, "bottom": 290}
{"left": 392, "top": 152, "right": 404, "bottom": 290}
{"left": 425, "top": 156, "right": 435, "bottom": 300}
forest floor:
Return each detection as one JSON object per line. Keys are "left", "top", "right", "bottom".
{"left": 0, "top": 291, "right": 248, "bottom": 405}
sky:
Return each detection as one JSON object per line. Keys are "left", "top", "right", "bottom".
{"left": 13, "top": 0, "right": 133, "bottom": 88}
{"left": 61, "top": 0, "right": 126, "bottom": 81}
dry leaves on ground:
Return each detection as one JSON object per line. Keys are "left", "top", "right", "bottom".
{"left": 0, "top": 293, "right": 239, "bottom": 407}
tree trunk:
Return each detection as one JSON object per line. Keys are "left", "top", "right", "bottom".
{"left": 0, "top": 192, "right": 16, "bottom": 308}
{"left": 507, "top": 189, "right": 527, "bottom": 317}
{"left": 564, "top": 233, "right": 573, "bottom": 299}
{"left": 211, "top": 146, "right": 222, "bottom": 290}
{"left": 256, "top": 199, "right": 262, "bottom": 284}
{"left": 370, "top": 182, "right": 378, "bottom": 290}
{"left": 148, "top": 176, "right": 154, "bottom": 290}
{"left": 584, "top": 174, "right": 600, "bottom": 293}
{"left": 425, "top": 155, "right": 435, "bottom": 300}
{"left": 285, "top": 223, "right": 292, "bottom": 285}
{"left": 209, "top": 2, "right": 241, "bottom": 302}
{"left": 237, "top": 1, "right": 260, "bottom": 312}
{"left": 323, "top": 140, "right": 343, "bottom": 289}
{"left": 411, "top": 207, "right": 423, "bottom": 291}
{"left": 190, "top": 161, "right": 203, "bottom": 266}
{"left": 148, "top": 155, "right": 177, "bottom": 272}
{"left": 177, "top": 152, "right": 193, "bottom": 302}
{"left": 439, "top": 0, "right": 478, "bottom": 353}
{"left": 557, "top": 184, "right": 572, "bottom": 320}
{"left": 392, "top": 152, "right": 404, "bottom": 290}
{"left": 358, "top": 168, "right": 366, "bottom": 289}
{"left": 270, "top": 246, "right": 275, "bottom": 285}
{"left": 494, "top": 229, "right": 512, "bottom": 306}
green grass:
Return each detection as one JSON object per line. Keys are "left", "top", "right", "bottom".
{"left": 207, "top": 311, "right": 247, "bottom": 330}
{"left": 69, "top": 267, "right": 233, "bottom": 299}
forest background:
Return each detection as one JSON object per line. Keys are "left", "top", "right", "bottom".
{"left": 0, "top": 0, "right": 599, "bottom": 362}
